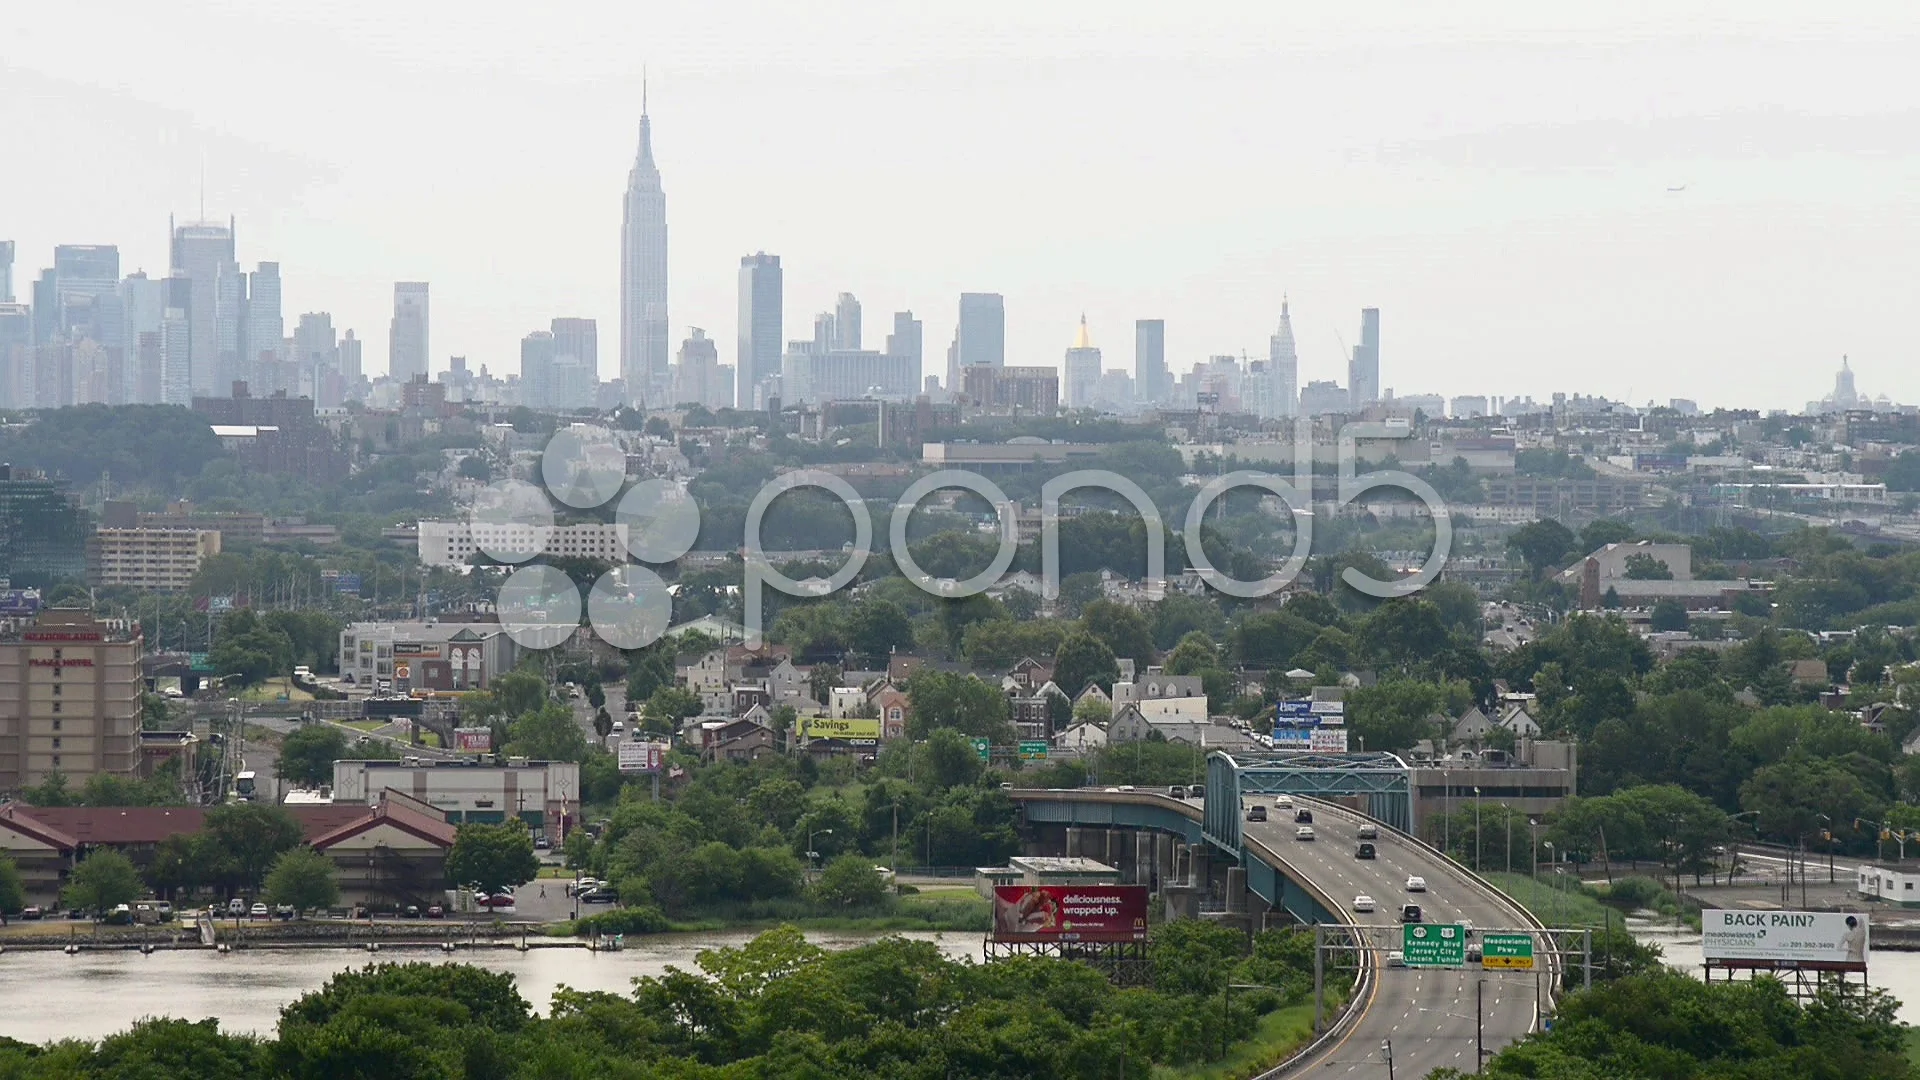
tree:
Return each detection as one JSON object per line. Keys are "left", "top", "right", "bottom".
{"left": 207, "top": 804, "right": 305, "bottom": 892}
{"left": 62, "top": 849, "right": 143, "bottom": 917}
{"left": 1579, "top": 519, "right": 1634, "bottom": 552}
{"left": 807, "top": 662, "right": 842, "bottom": 706}
{"left": 21, "top": 770, "right": 79, "bottom": 807}
{"left": 811, "top": 854, "right": 888, "bottom": 908}
{"left": 275, "top": 724, "right": 351, "bottom": 787}
{"left": 1507, "top": 518, "right": 1578, "bottom": 577}
{"left": 207, "top": 609, "right": 295, "bottom": 686}
{"left": 1624, "top": 552, "right": 1674, "bottom": 580}
{"left": 905, "top": 670, "right": 1013, "bottom": 741}
{"left": 507, "top": 702, "right": 593, "bottom": 762}
{"left": 0, "top": 853, "right": 25, "bottom": 914}
{"left": 847, "top": 600, "right": 914, "bottom": 660}
{"left": 1080, "top": 600, "right": 1156, "bottom": 666}
{"left": 1073, "top": 696, "right": 1112, "bottom": 726}
{"left": 1650, "top": 599, "right": 1690, "bottom": 632}
{"left": 1052, "top": 632, "right": 1120, "bottom": 698}
{"left": 445, "top": 821, "right": 541, "bottom": 894}
{"left": 641, "top": 687, "right": 703, "bottom": 737}
{"left": 457, "top": 454, "right": 490, "bottom": 481}
{"left": 594, "top": 707, "right": 615, "bottom": 742}
{"left": 263, "top": 847, "right": 340, "bottom": 915}
{"left": 921, "top": 728, "right": 987, "bottom": 791}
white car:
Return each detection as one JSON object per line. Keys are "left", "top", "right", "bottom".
{"left": 1275, "top": 796, "right": 1294, "bottom": 809}
{"left": 1295, "top": 826, "right": 1316, "bottom": 841}
{"left": 1405, "top": 875, "right": 1428, "bottom": 892}
{"left": 1386, "top": 950, "right": 1406, "bottom": 968}
{"left": 1352, "top": 894, "right": 1375, "bottom": 912}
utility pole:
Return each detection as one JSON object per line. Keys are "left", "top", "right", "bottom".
{"left": 1476, "top": 979, "right": 1484, "bottom": 1073}
{"left": 1507, "top": 806, "right": 1514, "bottom": 876}
{"left": 1382, "top": 1039, "right": 1394, "bottom": 1080}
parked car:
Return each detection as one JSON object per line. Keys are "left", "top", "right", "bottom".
{"left": 155, "top": 901, "right": 174, "bottom": 920}
{"left": 275, "top": 904, "right": 296, "bottom": 920}
{"left": 1356, "top": 824, "right": 1378, "bottom": 840}
{"left": 1356, "top": 843, "right": 1377, "bottom": 860}
{"left": 1405, "top": 876, "right": 1428, "bottom": 893}
{"left": 579, "top": 888, "right": 619, "bottom": 904}
{"left": 476, "top": 893, "right": 517, "bottom": 909}
{"left": 1295, "top": 826, "right": 1316, "bottom": 841}
{"left": 250, "top": 902, "right": 268, "bottom": 919}
{"left": 403, "top": 905, "right": 421, "bottom": 918}
{"left": 1352, "top": 894, "right": 1375, "bottom": 913}
{"left": 566, "top": 878, "right": 603, "bottom": 897}
{"left": 228, "top": 898, "right": 247, "bottom": 917}
{"left": 1401, "top": 904, "right": 1423, "bottom": 923}
{"left": 1246, "top": 805, "right": 1268, "bottom": 822}
{"left": 20, "top": 906, "right": 43, "bottom": 920}
{"left": 534, "top": 834, "right": 551, "bottom": 850}
{"left": 426, "top": 905, "right": 445, "bottom": 918}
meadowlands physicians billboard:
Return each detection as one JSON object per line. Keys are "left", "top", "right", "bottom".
{"left": 992, "top": 885, "right": 1149, "bottom": 942}
{"left": 1702, "top": 909, "right": 1870, "bottom": 971}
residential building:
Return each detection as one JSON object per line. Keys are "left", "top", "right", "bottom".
{"left": 672, "top": 327, "right": 732, "bottom": 409}
{"left": 0, "top": 302, "right": 32, "bottom": 408}
{"left": 169, "top": 216, "right": 235, "bottom": 395}
{"left": 1063, "top": 315, "right": 1101, "bottom": 409}
{"left": 962, "top": 365, "right": 1059, "bottom": 413}
{"left": 1299, "top": 379, "right": 1351, "bottom": 416}
{"left": 621, "top": 102, "right": 670, "bottom": 404}
{"left": 0, "top": 608, "right": 142, "bottom": 793}
{"left": 388, "top": 282, "right": 430, "bottom": 382}
{"left": 520, "top": 330, "right": 556, "bottom": 407}
{"left": 1135, "top": 319, "right": 1166, "bottom": 406}
{"left": 548, "top": 317, "right": 599, "bottom": 408}
{"left": 0, "top": 239, "right": 11, "bottom": 302}
{"left": 86, "top": 528, "right": 220, "bottom": 591}
{"left": 245, "top": 262, "right": 283, "bottom": 381}
{"left": 736, "top": 252, "right": 783, "bottom": 408}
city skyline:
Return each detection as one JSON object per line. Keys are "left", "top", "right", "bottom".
{"left": 5, "top": 6, "right": 1920, "bottom": 409}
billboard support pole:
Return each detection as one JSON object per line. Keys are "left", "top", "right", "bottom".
{"left": 1312, "top": 923, "right": 1325, "bottom": 1032}
{"left": 1582, "top": 929, "right": 1592, "bottom": 992}
{"left": 652, "top": 771, "right": 660, "bottom": 803}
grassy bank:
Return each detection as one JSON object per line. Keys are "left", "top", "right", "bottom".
{"left": 1481, "top": 871, "right": 1698, "bottom": 929}
{"left": 1151, "top": 1000, "right": 1326, "bottom": 1080}
{"left": 1904, "top": 1026, "right": 1920, "bottom": 1067}
{"left": 554, "top": 891, "right": 991, "bottom": 938}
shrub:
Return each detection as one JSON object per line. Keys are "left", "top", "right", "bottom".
{"left": 571, "top": 905, "right": 669, "bottom": 937}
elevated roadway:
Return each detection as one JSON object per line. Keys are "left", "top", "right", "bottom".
{"left": 1013, "top": 786, "right": 1553, "bottom": 1078}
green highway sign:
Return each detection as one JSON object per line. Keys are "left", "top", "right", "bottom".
{"left": 1481, "top": 933, "right": 1535, "bottom": 970}
{"left": 972, "top": 737, "right": 991, "bottom": 762}
{"left": 1401, "top": 923, "right": 1466, "bottom": 968}
{"left": 1019, "top": 741, "right": 1049, "bottom": 761}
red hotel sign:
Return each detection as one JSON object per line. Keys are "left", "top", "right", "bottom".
{"left": 23, "top": 632, "right": 103, "bottom": 642}
{"left": 992, "top": 885, "right": 1150, "bottom": 943}
{"left": 29, "top": 658, "right": 95, "bottom": 668}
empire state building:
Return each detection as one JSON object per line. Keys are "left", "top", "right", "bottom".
{"left": 621, "top": 100, "right": 669, "bottom": 406}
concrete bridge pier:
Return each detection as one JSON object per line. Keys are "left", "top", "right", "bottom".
{"left": 1133, "top": 831, "right": 1156, "bottom": 887}
{"left": 1065, "top": 826, "right": 1085, "bottom": 858}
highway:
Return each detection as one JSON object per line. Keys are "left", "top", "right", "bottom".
{"left": 1243, "top": 794, "right": 1545, "bottom": 1078}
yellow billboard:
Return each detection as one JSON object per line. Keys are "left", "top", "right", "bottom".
{"left": 802, "top": 716, "right": 882, "bottom": 741}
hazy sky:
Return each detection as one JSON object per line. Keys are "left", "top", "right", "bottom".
{"left": 5, "top": 3, "right": 1919, "bottom": 410}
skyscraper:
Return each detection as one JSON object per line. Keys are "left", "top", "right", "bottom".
{"left": 550, "top": 317, "right": 599, "bottom": 408}
{"left": 886, "top": 312, "right": 922, "bottom": 380}
{"left": 736, "top": 252, "right": 783, "bottom": 409}
{"left": 621, "top": 98, "right": 669, "bottom": 406}
{"left": 673, "top": 327, "right": 730, "bottom": 410}
{"left": 293, "top": 312, "right": 338, "bottom": 374}
{"left": 519, "top": 330, "right": 556, "bottom": 408}
{"left": 169, "top": 216, "right": 235, "bottom": 396}
{"left": 948, "top": 292, "right": 1005, "bottom": 390}
{"left": 1063, "top": 315, "right": 1101, "bottom": 410}
{"left": 246, "top": 262, "right": 283, "bottom": 378}
{"left": 339, "top": 330, "right": 363, "bottom": 384}
{"left": 119, "top": 272, "right": 166, "bottom": 404}
{"left": 0, "top": 241, "right": 13, "bottom": 303}
{"left": 50, "top": 245, "right": 121, "bottom": 340}
{"left": 833, "top": 293, "right": 862, "bottom": 350}
{"left": 1348, "top": 307, "right": 1379, "bottom": 408}
{"left": 389, "top": 282, "right": 430, "bottom": 382}
{"left": 159, "top": 276, "right": 192, "bottom": 405}
{"left": 1269, "top": 298, "right": 1298, "bottom": 418}
{"left": 1134, "top": 319, "right": 1166, "bottom": 406}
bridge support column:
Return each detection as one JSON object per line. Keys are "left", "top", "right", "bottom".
{"left": 1133, "top": 831, "right": 1154, "bottom": 886}
{"left": 1065, "top": 827, "right": 1084, "bottom": 858}
{"left": 1157, "top": 833, "right": 1175, "bottom": 888}
{"left": 1225, "top": 867, "right": 1248, "bottom": 914}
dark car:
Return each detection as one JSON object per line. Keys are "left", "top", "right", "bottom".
{"left": 1356, "top": 842, "right": 1377, "bottom": 860}
{"left": 580, "top": 888, "right": 619, "bottom": 905}
{"left": 1246, "top": 805, "right": 1268, "bottom": 822}
{"left": 1168, "top": 785, "right": 1186, "bottom": 798}
{"left": 1294, "top": 809, "right": 1313, "bottom": 824}
{"left": 1401, "top": 904, "right": 1423, "bottom": 924}
{"left": 1187, "top": 785, "right": 1206, "bottom": 800}
{"left": 402, "top": 905, "right": 421, "bottom": 919}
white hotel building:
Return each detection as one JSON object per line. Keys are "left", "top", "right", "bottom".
{"left": 416, "top": 520, "right": 632, "bottom": 569}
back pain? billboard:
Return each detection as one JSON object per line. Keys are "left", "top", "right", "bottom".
{"left": 1702, "top": 909, "right": 1869, "bottom": 972}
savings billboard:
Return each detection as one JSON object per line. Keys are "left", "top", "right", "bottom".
{"left": 992, "top": 885, "right": 1149, "bottom": 942}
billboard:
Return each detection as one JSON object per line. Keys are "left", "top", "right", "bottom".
{"left": 1309, "top": 727, "right": 1349, "bottom": 753}
{"left": 393, "top": 642, "right": 442, "bottom": 659}
{"left": 454, "top": 727, "right": 493, "bottom": 752}
{"left": 1275, "top": 701, "right": 1315, "bottom": 720}
{"left": 1309, "top": 699, "right": 1345, "bottom": 716}
{"left": 1271, "top": 725, "right": 1312, "bottom": 750}
{"left": 1702, "top": 909, "right": 1869, "bottom": 971}
{"left": 801, "top": 716, "right": 882, "bottom": 742}
{"left": 618, "top": 740, "right": 665, "bottom": 773}
{"left": 992, "top": 885, "right": 1149, "bottom": 942}
{"left": 0, "top": 589, "right": 42, "bottom": 616}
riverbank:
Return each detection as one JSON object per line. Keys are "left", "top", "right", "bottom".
{"left": 555, "top": 891, "right": 992, "bottom": 938}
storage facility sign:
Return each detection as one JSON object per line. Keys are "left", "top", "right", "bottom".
{"left": 1702, "top": 909, "right": 1868, "bottom": 971}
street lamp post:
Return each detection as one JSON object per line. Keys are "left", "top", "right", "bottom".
{"left": 807, "top": 828, "right": 834, "bottom": 873}
{"left": 1817, "top": 813, "right": 1835, "bottom": 885}
{"left": 1542, "top": 841, "right": 1557, "bottom": 924}
{"left": 1474, "top": 786, "right": 1483, "bottom": 873}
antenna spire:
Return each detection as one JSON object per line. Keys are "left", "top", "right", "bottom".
{"left": 643, "top": 66, "right": 648, "bottom": 116}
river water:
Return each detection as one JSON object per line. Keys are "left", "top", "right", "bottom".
{"left": 0, "top": 930, "right": 986, "bottom": 1043}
